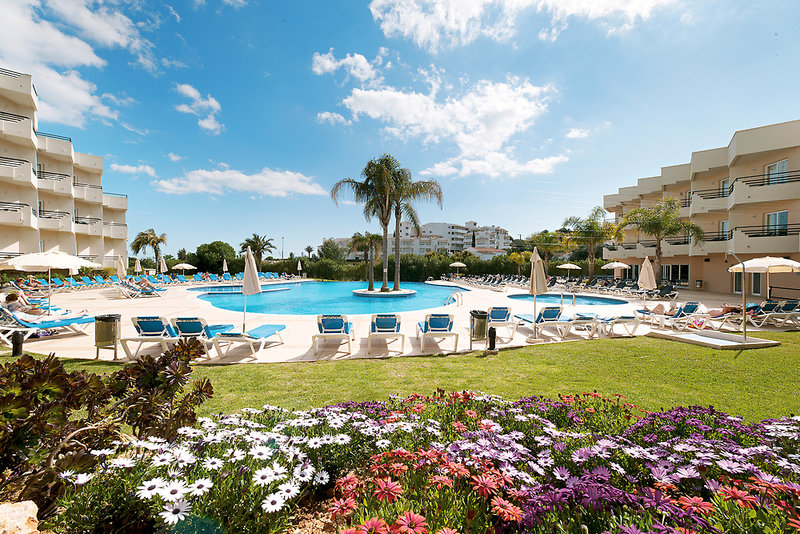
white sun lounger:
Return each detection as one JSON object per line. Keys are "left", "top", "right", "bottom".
{"left": 213, "top": 324, "right": 286, "bottom": 357}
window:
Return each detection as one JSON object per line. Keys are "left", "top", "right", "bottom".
{"left": 720, "top": 178, "right": 729, "bottom": 197}
{"left": 752, "top": 272, "right": 762, "bottom": 296}
{"left": 720, "top": 220, "right": 729, "bottom": 238}
{"left": 733, "top": 271, "right": 743, "bottom": 293}
{"left": 766, "top": 159, "right": 788, "bottom": 184}
{"left": 766, "top": 210, "right": 789, "bottom": 236}
{"left": 38, "top": 200, "right": 44, "bottom": 215}
{"left": 36, "top": 162, "right": 43, "bottom": 177}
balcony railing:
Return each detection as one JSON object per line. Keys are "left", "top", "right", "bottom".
{"left": 38, "top": 209, "right": 70, "bottom": 219}
{"left": 0, "top": 201, "right": 28, "bottom": 212}
{"left": 37, "top": 170, "right": 70, "bottom": 181}
{"left": 0, "top": 67, "right": 24, "bottom": 78}
{"left": 665, "top": 234, "right": 690, "bottom": 245}
{"left": 703, "top": 230, "right": 731, "bottom": 242}
{"left": 79, "top": 254, "right": 97, "bottom": 261}
{"left": 733, "top": 169, "right": 800, "bottom": 190}
{"left": 736, "top": 223, "right": 800, "bottom": 237}
{"left": 0, "top": 110, "right": 29, "bottom": 123}
{"left": 691, "top": 186, "right": 729, "bottom": 200}
{"left": 0, "top": 156, "right": 29, "bottom": 168}
{"left": 639, "top": 240, "right": 657, "bottom": 248}
{"left": 74, "top": 216, "right": 101, "bottom": 225}
{"left": 0, "top": 251, "right": 23, "bottom": 260}
{"left": 679, "top": 197, "right": 691, "bottom": 207}
{"left": 104, "top": 191, "right": 128, "bottom": 198}
{"left": 36, "top": 131, "right": 71, "bottom": 142}
{"left": 102, "top": 221, "right": 127, "bottom": 227}
{"left": 73, "top": 181, "right": 102, "bottom": 190}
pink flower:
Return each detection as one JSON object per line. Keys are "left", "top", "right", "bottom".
{"left": 358, "top": 517, "right": 390, "bottom": 534}
{"left": 490, "top": 496, "right": 523, "bottom": 522}
{"left": 436, "top": 529, "right": 460, "bottom": 534}
{"left": 394, "top": 511, "right": 428, "bottom": 534}
{"left": 412, "top": 404, "right": 425, "bottom": 413}
{"left": 470, "top": 474, "right": 498, "bottom": 499}
{"left": 464, "top": 409, "right": 477, "bottom": 418}
{"left": 373, "top": 478, "right": 403, "bottom": 503}
{"left": 329, "top": 497, "right": 357, "bottom": 520}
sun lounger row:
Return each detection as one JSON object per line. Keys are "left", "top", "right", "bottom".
{"left": 0, "top": 307, "right": 94, "bottom": 345}
{"left": 514, "top": 307, "right": 640, "bottom": 340}
{"left": 635, "top": 300, "right": 800, "bottom": 331}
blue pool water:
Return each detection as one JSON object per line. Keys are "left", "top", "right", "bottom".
{"left": 192, "top": 281, "right": 466, "bottom": 315}
{"left": 508, "top": 293, "right": 628, "bottom": 306}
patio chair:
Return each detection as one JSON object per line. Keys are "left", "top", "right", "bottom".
{"left": 747, "top": 300, "right": 785, "bottom": 327}
{"left": 653, "top": 284, "right": 678, "bottom": 300}
{"left": 313, "top": 314, "right": 355, "bottom": 354}
{"left": 113, "top": 282, "right": 161, "bottom": 299}
{"left": 209, "top": 274, "right": 220, "bottom": 282}
{"left": 121, "top": 316, "right": 179, "bottom": 359}
{"left": 80, "top": 276, "right": 100, "bottom": 288}
{"left": 598, "top": 315, "right": 640, "bottom": 337}
{"left": 222, "top": 273, "right": 232, "bottom": 281}
{"left": 176, "top": 274, "right": 189, "bottom": 283}
{"left": 213, "top": 324, "right": 286, "bottom": 357}
{"left": 94, "top": 275, "right": 110, "bottom": 287}
{"left": 0, "top": 307, "right": 94, "bottom": 345}
{"left": 367, "top": 314, "right": 404, "bottom": 354}
{"left": 171, "top": 317, "right": 236, "bottom": 358}
{"left": 235, "top": 273, "right": 244, "bottom": 280}
{"left": 416, "top": 313, "right": 458, "bottom": 352}
{"left": 487, "top": 307, "right": 518, "bottom": 340}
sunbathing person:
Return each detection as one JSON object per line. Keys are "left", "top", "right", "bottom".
{"left": 4, "top": 293, "right": 45, "bottom": 315}
{"left": 135, "top": 278, "right": 158, "bottom": 291}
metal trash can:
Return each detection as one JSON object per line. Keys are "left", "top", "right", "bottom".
{"left": 95, "top": 314, "right": 121, "bottom": 360}
{"left": 469, "top": 310, "right": 488, "bottom": 349}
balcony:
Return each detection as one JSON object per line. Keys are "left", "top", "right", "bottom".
{"left": 36, "top": 132, "right": 73, "bottom": 162}
{"left": 0, "top": 68, "right": 37, "bottom": 108}
{"left": 603, "top": 242, "right": 639, "bottom": 259}
{"left": 73, "top": 152, "right": 103, "bottom": 173}
{"left": 37, "top": 170, "right": 73, "bottom": 196}
{"left": 728, "top": 169, "right": 800, "bottom": 207}
{"left": 74, "top": 216, "right": 102, "bottom": 236}
{"left": 689, "top": 187, "right": 730, "bottom": 215}
{"left": 0, "top": 156, "right": 36, "bottom": 187}
{"left": 729, "top": 224, "right": 800, "bottom": 255}
{"left": 0, "top": 202, "right": 33, "bottom": 227}
{"left": 37, "top": 209, "right": 72, "bottom": 232}
{"left": 102, "top": 192, "right": 128, "bottom": 210}
{"left": 0, "top": 111, "right": 36, "bottom": 148}
{"left": 73, "top": 182, "right": 103, "bottom": 203}
{"left": 691, "top": 230, "right": 731, "bottom": 255}
{"left": 102, "top": 221, "right": 128, "bottom": 240}
{"left": 661, "top": 235, "right": 691, "bottom": 257}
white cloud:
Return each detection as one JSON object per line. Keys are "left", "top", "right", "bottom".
{"left": 110, "top": 163, "right": 157, "bottom": 177}
{"left": 566, "top": 127, "right": 590, "bottom": 139}
{"left": 312, "top": 48, "right": 380, "bottom": 83}
{"left": 316, "top": 111, "right": 351, "bottom": 126}
{"left": 167, "top": 152, "right": 183, "bottom": 162}
{"left": 174, "top": 83, "right": 224, "bottom": 135}
{"left": 161, "top": 58, "right": 188, "bottom": 69}
{"left": 166, "top": 4, "right": 181, "bottom": 22}
{"left": 102, "top": 93, "right": 137, "bottom": 107}
{"left": 153, "top": 166, "right": 328, "bottom": 197}
{"left": 369, "top": 0, "right": 678, "bottom": 52}
{"left": 222, "top": 0, "right": 247, "bottom": 7}
{"left": 423, "top": 152, "right": 568, "bottom": 178}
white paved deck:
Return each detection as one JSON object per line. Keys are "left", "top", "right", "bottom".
{"left": 4, "top": 282, "right": 774, "bottom": 364}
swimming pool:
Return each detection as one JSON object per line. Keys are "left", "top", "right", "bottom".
{"left": 192, "top": 281, "right": 466, "bottom": 315}
{"left": 508, "top": 293, "right": 628, "bottom": 306}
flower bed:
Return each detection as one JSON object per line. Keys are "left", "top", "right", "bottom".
{"left": 52, "top": 392, "right": 800, "bottom": 533}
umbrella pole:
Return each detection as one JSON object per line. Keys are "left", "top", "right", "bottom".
{"left": 48, "top": 267, "right": 52, "bottom": 314}
{"left": 533, "top": 294, "right": 537, "bottom": 338}
{"left": 243, "top": 293, "right": 247, "bottom": 333}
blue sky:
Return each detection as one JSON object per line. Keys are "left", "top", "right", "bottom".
{"left": 2, "top": 0, "right": 799, "bottom": 258}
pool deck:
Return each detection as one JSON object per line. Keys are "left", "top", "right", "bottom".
{"left": 4, "top": 282, "right": 785, "bottom": 364}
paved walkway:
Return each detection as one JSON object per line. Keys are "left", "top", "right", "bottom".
{"left": 4, "top": 282, "right": 777, "bottom": 364}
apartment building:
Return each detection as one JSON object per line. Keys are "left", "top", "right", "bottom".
{"left": 0, "top": 68, "right": 128, "bottom": 269}
{"left": 603, "top": 119, "right": 800, "bottom": 296}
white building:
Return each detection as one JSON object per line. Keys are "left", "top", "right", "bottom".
{"left": 0, "top": 68, "right": 128, "bottom": 268}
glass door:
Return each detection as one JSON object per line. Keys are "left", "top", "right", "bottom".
{"left": 767, "top": 160, "right": 788, "bottom": 184}
{"left": 766, "top": 210, "right": 789, "bottom": 236}
{"left": 720, "top": 178, "right": 729, "bottom": 197}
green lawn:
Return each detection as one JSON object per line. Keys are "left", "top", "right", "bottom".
{"left": 2, "top": 332, "right": 798, "bottom": 421}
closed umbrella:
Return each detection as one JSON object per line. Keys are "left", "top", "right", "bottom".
{"left": 134, "top": 258, "right": 142, "bottom": 274}
{"left": 528, "top": 247, "right": 548, "bottom": 340}
{"left": 222, "top": 259, "right": 228, "bottom": 273}
{"left": 638, "top": 257, "right": 656, "bottom": 305}
{"left": 727, "top": 256, "right": 800, "bottom": 300}
{"left": 0, "top": 251, "right": 102, "bottom": 313}
{"left": 297, "top": 260, "right": 302, "bottom": 274}
{"left": 241, "top": 246, "right": 262, "bottom": 332}
{"left": 160, "top": 256, "right": 168, "bottom": 275}
{"left": 116, "top": 256, "right": 127, "bottom": 279}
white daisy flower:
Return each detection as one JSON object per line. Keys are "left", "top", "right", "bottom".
{"left": 376, "top": 439, "right": 391, "bottom": 448}
{"left": 137, "top": 478, "right": 166, "bottom": 499}
{"left": 159, "top": 500, "right": 191, "bottom": 525}
{"left": 151, "top": 453, "right": 174, "bottom": 467}
{"left": 253, "top": 467, "right": 275, "bottom": 487}
{"left": 159, "top": 480, "right": 188, "bottom": 502}
{"left": 277, "top": 481, "right": 300, "bottom": 500}
{"left": 90, "top": 448, "right": 115, "bottom": 457}
{"left": 203, "top": 457, "right": 224, "bottom": 470}
{"left": 58, "top": 469, "right": 75, "bottom": 480}
{"left": 226, "top": 449, "right": 246, "bottom": 462}
{"left": 334, "top": 434, "right": 351, "bottom": 445}
{"left": 313, "top": 470, "right": 330, "bottom": 485}
{"left": 306, "top": 437, "right": 323, "bottom": 449}
{"left": 109, "top": 458, "right": 136, "bottom": 469}
{"left": 294, "top": 466, "right": 314, "bottom": 483}
{"left": 188, "top": 478, "right": 213, "bottom": 497}
{"left": 249, "top": 446, "right": 274, "bottom": 460}
{"left": 74, "top": 473, "right": 94, "bottom": 485}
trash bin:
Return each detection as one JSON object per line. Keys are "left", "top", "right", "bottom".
{"left": 469, "top": 310, "right": 488, "bottom": 349}
{"left": 95, "top": 314, "right": 121, "bottom": 359}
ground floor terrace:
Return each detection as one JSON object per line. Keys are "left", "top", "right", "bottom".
{"left": 4, "top": 279, "right": 797, "bottom": 364}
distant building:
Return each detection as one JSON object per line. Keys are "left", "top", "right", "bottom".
{"left": 0, "top": 68, "right": 128, "bottom": 268}
{"left": 464, "top": 247, "right": 507, "bottom": 260}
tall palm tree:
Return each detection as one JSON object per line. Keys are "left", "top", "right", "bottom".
{"left": 304, "top": 245, "right": 314, "bottom": 258}
{"left": 365, "top": 232, "right": 382, "bottom": 292}
{"left": 527, "top": 230, "right": 564, "bottom": 274}
{"left": 240, "top": 234, "right": 275, "bottom": 269}
{"left": 130, "top": 228, "right": 167, "bottom": 268}
{"left": 390, "top": 167, "right": 443, "bottom": 291}
{"left": 350, "top": 232, "right": 369, "bottom": 280}
{"left": 620, "top": 198, "right": 704, "bottom": 284}
{"left": 331, "top": 155, "right": 396, "bottom": 291}
{"left": 562, "top": 207, "right": 623, "bottom": 279}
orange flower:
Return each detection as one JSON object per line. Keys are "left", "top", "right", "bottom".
{"left": 464, "top": 409, "right": 478, "bottom": 418}
{"left": 373, "top": 478, "right": 403, "bottom": 503}
{"left": 490, "top": 497, "right": 523, "bottom": 522}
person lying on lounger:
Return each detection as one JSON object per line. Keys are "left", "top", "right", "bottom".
{"left": 4, "top": 293, "right": 45, "bottom": 315}
{"left": 642, "top": 303, "right": 681, "bottom": 316}
{"left": 135, "top": 278, "right": 158, "bottom": 291}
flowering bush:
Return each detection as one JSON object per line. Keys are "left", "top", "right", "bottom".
{"left": 51, "top": 391, "right": 800, "bottom": 533}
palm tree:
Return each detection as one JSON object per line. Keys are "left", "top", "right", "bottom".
{"left": 390, "top": 167, "right": 443, "bottom": 291}
{"left": 350, "top": 232, "right": 369, "bottom": 280}
{"left": 620, "top": 198, "right": 704, "bottom": 285}
{"left": 365, "top": 232, "right": 382, "bottom": 292}
{"left": 562, "top": 207, "right": 623, "bottom": 279}
{"left": 527, "top": 230, "right": 564, "bottom": 274}
{"left": 131, "top": 228, "right": 167, "bottom": 268}
{"left": 331, "top": 155, "right": 396, "bottom": 291}
{"left": 508, "top": 252, "right": 524, "bottom": 275}
{"left": 304, "top": 245, "right": 314, "bottom": 257}
{"left": 240, "top": 234, "right": 275, "bottom": 269}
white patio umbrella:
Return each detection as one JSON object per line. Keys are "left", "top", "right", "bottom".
{"left": 172, "top": 262, "right": 196, "bottom": 273}
{"left": 115, "top": 255, "right": 127, "bottom": 279}
{"left": 557, "top": 263, "right": 582, "bottom": 281}
{"left": 449, "top": 261, "right": 466, "bottom": 275}
{"left": 0, "top": 251, "right": 102, "bottom": 313}
{"left": 160, "top": 256, "right": 168, "bottom": 274}
{"left": 241, "top": 246, "right": 262, "bottom": 332}
{"left": 638, "top": 256, "right": 657, "bottom": 305}
{"left": 602, "top": 261, "right": 630, "bottom": 280}
{"left": 528, "top": 247, "right": 548, "bottom": 340}
{"left": 727, "top": 256, "right": 800, "bottom": 300}
{"left": 222, "top": 259, "right": 228, "bottom": 273}
{"left": 134, "top": 258, "right": 142, "bottom": 274}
